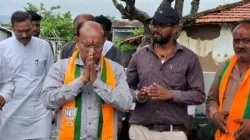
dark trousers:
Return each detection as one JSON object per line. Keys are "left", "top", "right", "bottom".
{"left": 118, "top": 113, "right": 130, "bottom": 140}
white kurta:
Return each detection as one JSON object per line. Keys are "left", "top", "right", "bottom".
{"left": 102, "top": 40, "right": 113, "bottom": 56}
{"left": 0, "top": 37, "right": 54, "bottom": 140}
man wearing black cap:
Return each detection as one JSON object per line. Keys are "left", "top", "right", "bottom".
{"left": 127, "top": 6, "right": 205, "bottom": 140}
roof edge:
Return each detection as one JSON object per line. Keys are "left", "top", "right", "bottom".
{"left": 197, "top": 0, "right": 250, "bottom": 18}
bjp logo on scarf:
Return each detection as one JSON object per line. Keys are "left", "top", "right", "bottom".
{"left": 64, "top": 108, "right": 78, "bottom": 126}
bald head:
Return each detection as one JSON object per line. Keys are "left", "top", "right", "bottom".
{"left": 73, "top": 13, "right": 94, "bottom": 34}
{"left": 77, "top": 21, "right": 104, "bottom": 38}
{"left": 233, "top": 21, "right": 250, "bottom": 33}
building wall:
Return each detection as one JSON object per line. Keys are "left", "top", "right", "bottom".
{"left": 196, "top": 72, "right": 215, "bottom": 115}
{"left": 178, "top": 24, "right": 235, "bottom": 72}
{"left": 112, "top": 28, "right": 133, "bottom": 42}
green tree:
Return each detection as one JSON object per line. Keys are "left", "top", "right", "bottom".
{"left": 24, "top": 3, "right": 73, "bottom": 41}
{"left": 24, "top": 2, "right": 39, "bottom": 12}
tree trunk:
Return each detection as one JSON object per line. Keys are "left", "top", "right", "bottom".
{"left": 178, "top": 0, "right": 200, "bottom": 39}
{"left": 112, "top": 0, "right": 149, "bottom": 22}
{"left": 174, "top": 0, "right": 184, "bottom": 19}
{"left": 112, "top": 0, "right": 151, "bottom": 48}
{"left": 190, "top": 0, "right": 200, "bottom": 17}
{"left": 158, "top": 0, "right": 174, "bottom": 10}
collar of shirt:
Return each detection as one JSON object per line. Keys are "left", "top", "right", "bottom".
{"left": 147, "top": 41, "right": 184, "bottom": 56}
{"left": 14, "top": 36, "right": 34, "bottom": 47}
{"left": 235, "top": 62, "right": 250, "bottom": 78}
{"left": 75, "top": 54, "right": 101, "bottom": 71}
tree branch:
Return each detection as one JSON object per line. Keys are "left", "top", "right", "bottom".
{"left": 120, "top": 0, "right": 135, "bottom": 8}
{"left": 174, "top": 0, "right": 184, "bottom": 19}
{"left": 190, "top": 0, "right": 200, "bottom": 17}
{"left": 111, "top": 0, "right": 201, "bottom": 49}
{"left": 157, "top": 0, "right": 174, "bottom": 10}
{"left": 112, "top": 0, "right": 128, "bottom": 18}
{"left": 112, "top": 0, "right": 149, "bottom": 23}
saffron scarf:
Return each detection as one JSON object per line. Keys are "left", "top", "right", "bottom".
{"left": 59, "top": 50, "right": 116, "bottom": 140}
{"left": 215, "top": 55, "right": 250, "bottom": 140}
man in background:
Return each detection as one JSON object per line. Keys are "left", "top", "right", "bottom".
{"left": 95, "top": 15, "right": 122, "bottom": 65}
{"left": 60, "top": 13, "right": 94, "bottom": 59}
{"left": 26, "top": 10, "right": 54, "bottom": 55}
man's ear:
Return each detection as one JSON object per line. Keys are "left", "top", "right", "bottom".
{"left": 74, "top": 36, "right": 79, "bottom": 42}
{"left": 172, "top": 25, "right": 179, "bottom": 34}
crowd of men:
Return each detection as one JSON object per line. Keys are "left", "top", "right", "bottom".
{"left": 0, "top": 5, "right": 249, "bottom": 140}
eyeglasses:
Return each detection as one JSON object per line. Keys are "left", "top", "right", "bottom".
{"left": 78, "top": 42, "right": 103, "bottom": 51}
{"left": 149, "top": 21, "right": 173, "bottom": 30}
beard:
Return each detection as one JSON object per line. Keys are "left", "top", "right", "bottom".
{"left": 152, "top": 32, "right": 172, "bottom": 45}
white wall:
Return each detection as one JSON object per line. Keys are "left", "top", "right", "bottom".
{"left": 178, "top": 25, "right": 235, "bottom": 65}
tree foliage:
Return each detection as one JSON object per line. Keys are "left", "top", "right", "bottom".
{"left": 115, "top": 28, "right": 144, "bottom": 51}
{"left": 132, "top": 27, "right": 144, "bottom": 36}
{"left": 24, "top": 3, "right": 73, "bottom": 41}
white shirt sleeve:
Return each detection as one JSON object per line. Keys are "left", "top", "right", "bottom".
{"left": 0, "top": 55, "right": 15, "bottom": 102}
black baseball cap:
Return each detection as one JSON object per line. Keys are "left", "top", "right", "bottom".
{"left": 146, "top": 6, "right": 180, "bottom": 25}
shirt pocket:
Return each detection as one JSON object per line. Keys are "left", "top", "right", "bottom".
{"left": 32, "top": 59, "right": 46, "bottom": 77}
{"left": 167, "top": 65, "right": 188, "bottom": 87}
